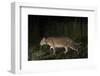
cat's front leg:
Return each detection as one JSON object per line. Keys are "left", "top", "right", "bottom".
{"left": 50, "top": 47, "right": 56, "bottom": 55}
{"left": 64, "top": 47, "right": 68, "bottom": 54}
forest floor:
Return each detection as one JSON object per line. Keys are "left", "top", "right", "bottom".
{"left": 28, "top": 45, "right": 88, "bottom": 61}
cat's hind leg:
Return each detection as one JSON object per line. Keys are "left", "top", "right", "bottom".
{"left": 64, "top": 47, "right": 68, "bottom": 54}
{"left": 69, "top": 46, "right": 79, "bottom": 55}
{"left": 50, "top": 47, "right": 56, "bottom": 55}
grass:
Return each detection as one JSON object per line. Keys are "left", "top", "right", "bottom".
{"left": 28, "top": 44, "right": 88, "bottom": 61}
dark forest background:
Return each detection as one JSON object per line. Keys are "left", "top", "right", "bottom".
{"left": 28, "top": 15, "right": 88, "bottom": 61}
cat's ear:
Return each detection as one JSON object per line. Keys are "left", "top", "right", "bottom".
{"left": 43, "top": 37, "right": 46, "bottom": 41}
{"left": 43, "top": 36, "right": 48, "bottom": 39}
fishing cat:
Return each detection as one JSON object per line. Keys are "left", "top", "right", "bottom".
{"left": 40, "top": 37, "right": 81, "bottom": 55}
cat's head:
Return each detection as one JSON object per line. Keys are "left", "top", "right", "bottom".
{"left": 40, "top": 37, "right": 47, "bottom": 46}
